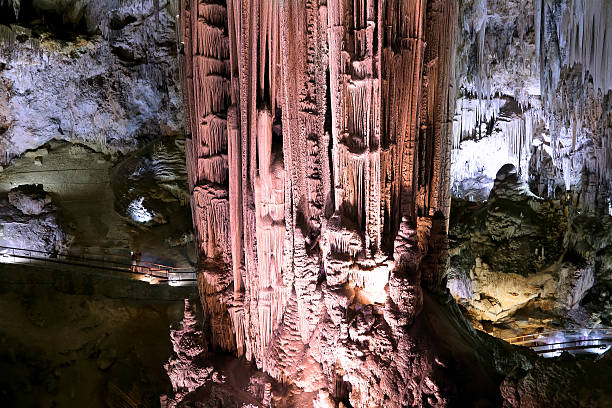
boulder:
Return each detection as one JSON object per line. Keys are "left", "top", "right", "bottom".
{"left": 8, "top": 184, "right": 52, "bottom": 215}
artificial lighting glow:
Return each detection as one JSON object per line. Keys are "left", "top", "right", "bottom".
{"left": 138, "top": 274, "right": 154, "bottom": 284}
{"left": 127, "top": 197, "right": 153, "bottom": 223}
{"left": 0, "top": 249, "right": 30, "bottom": 265}
{"left": 531, "top": 329, "right": 612, "bottom": 358}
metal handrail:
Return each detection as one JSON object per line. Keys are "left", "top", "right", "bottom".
{"left": 531, "top": 337, "right": 612, "bottom": 349}
{"left": 504, "top": 328, "right": 612, "bottom": 344}
{"left": 503, "top": 329, "right": 612, "bottom": 356}
{"left": 0, "top": 245, "right": 196, "bottom": 282}
{"left": 534, "top": 344, "right": 610, "bottom": 354}
{"left": 0, "top": 245, "right": 192, "bottom": 273}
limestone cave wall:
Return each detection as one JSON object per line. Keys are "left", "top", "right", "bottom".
{"left": 180, "top": 0, "right": 468, "bottom": 405}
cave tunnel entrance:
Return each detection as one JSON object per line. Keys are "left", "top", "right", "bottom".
{"left": 0, "top": 0, "right": 90, "bottom": 41}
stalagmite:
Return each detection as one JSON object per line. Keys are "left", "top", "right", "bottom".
{"left": 178, "top": 0, "right": 491, "bottom": 405}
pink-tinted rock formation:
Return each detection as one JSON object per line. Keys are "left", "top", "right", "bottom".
{"left": 179, "top": 0, "right": 463, "bottom": 403}
{"left": 178, "top": 0, "right": 612, "bottom": 406}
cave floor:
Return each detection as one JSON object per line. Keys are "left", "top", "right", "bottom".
{"left": 0, "top": 262, "right": 196, "bottom": 408}
{"left": 0, "top": 140, "right": 193, "bottom": 268}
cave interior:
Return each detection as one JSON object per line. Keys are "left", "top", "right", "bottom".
{"left": 0, "top": 0, "right": 611, "bottom": 407}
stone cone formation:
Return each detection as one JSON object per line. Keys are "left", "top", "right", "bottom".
{"left": 163, "top": 299, "right": 211, "bottom": 408}
{"left": 176, "top": 0, "right": 612, "bottom": 406}
{"left": 179, "top": 0, "right": 469, "bottom": 404}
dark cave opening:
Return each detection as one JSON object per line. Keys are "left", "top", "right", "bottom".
{"left": 0, "top": 0, "right": 90, "bottom": 41}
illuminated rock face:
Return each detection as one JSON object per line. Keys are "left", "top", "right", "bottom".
{"left": 452, "top": 0, "right": 542, "bottom": 199}
{"left": 180, "top": 0, "right": 612, "bottom": 406}
{"left": 446, "top": 163, "right": 607, "bottom": 337}
{"left": 0, "top": 0, "right": 182, "bottom": 159}
{"left": 451, "top": 0, "right": 612, "bottom": 212}
{"left": 180, "top": 0, "right": 463, "bottom": 405}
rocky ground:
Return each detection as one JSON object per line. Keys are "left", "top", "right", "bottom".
{"left": 0, "top": 262, "right": 195, "bottom": 408}
{"left": 448, "top": 163, "right": 612, "bottom": 338}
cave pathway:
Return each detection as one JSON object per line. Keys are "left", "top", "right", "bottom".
{"left": 505, "top": 328, "right": 612, "bottom": 357}
{"left": 0, "top": 244, "right": 197, "bottom": 285}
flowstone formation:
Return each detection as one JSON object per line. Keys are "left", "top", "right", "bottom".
{"left": 177, "top": 0, "right": 501, "bottom": 405}
{"left": 177, "top": 0, "right": 612, "bottom": 405}
{"left": 451, "top": 0, "right": 612, "bottom": 213}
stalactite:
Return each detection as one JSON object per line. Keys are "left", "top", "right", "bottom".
{"left": 536, "top": 0, "right": 612, "bottom": 213}
{"left": 419, "top": 0, "right": 458, "bottom": 225}
{"left": 561, "top": 0, "right": 612, "bottom": 95}
{"left": 380, "top": 0, "right": 427, "bottom": 239}
{"left": 181, "top": 0, "right": 461, "bottom": 403}
{"left": 182, "top": 0, "right": 233, "bottom": 353}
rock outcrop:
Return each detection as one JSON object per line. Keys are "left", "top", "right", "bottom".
{"left": 7, "top": 183, "right": 52, "bottom": 215}
{"left": 446, "top": 163, "right": 612, "bottom": 337}
{"left": 0, "top": 184, "right": 72, "bottom": 254}
{"left": 0, "top": 0, "right": 182, "bottom": 160}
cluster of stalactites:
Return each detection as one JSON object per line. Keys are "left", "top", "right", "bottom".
{"left": 534, "top": 0, "right": 612, "bottom": 211}
{"left": 452, "top": 98, "right": 543, "bottom": 163}
{"left": 458, "top": 0, "right": 535, "bottom": 105}
{"left": 181, "top": 0, "right": 458, "bottom": 397}
{"left": 536, "top": 0, "right": 612, "bottom": 145}
{"left": 536, "top": 0, "right": 612, "bottom": 96}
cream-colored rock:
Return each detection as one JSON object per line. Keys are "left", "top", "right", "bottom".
{"left": 451, "top": 259, "right": 555, "bottom": 321}
{"left": 450, "top": 258, "right": 595, "bottom": 326}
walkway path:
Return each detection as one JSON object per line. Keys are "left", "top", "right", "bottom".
{"left": 0, "top": 245, "right": 197, "bottom": 285}
{"left": 504, "top": 328, "right": 612, "bottom": 357}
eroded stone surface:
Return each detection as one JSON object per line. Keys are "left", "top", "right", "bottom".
{"left": 1, "top": 184, "right": 72, "bottom": 254}
{"left": 0, "top": 0, "right": 182, "bottom": 159}
{"left": 7, "top": 184, "right": 52, "bottom": 215}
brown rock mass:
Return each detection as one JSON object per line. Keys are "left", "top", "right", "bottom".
{"left": 177, "top": 0, "right": 612, "bottom": 406}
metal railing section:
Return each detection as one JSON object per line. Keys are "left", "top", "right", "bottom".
{"left": 504, "top": 328, "right": 612, "bottom": 356}
{"left": 0, "top": 245, "right": 196, "bottom": 283}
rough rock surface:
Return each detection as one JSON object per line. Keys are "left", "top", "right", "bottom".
{"left": 110, "top": 137, "right": 194, "bottom": 253}
{"left": 566, "top": 215, "right": 612, "bottom": 326}
{"left": 0, "top": 0, "right": 182, "bottom": 159}
{"left": 0, "top": 263, "right": 190, "bottom": 408}
{"left": 162, "top": 298, "right": 280, "bottom": 408}
{"left": 0, "top": 184, "right": 72, "bottom": 254}
{"left": 501, "top": 353, "right": 612, "bottom": 408}
{"left": 7, "top": 184, "right": 52, "bottom": 215}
